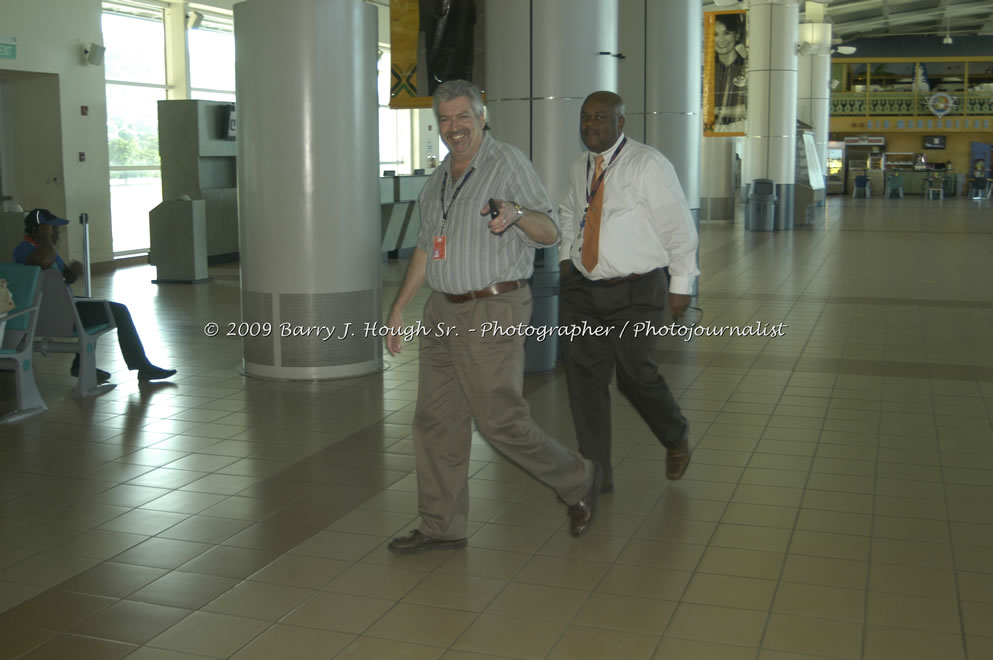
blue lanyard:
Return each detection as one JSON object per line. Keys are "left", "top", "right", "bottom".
{"left": 580, "top": 137, "right": 627, "bottom": 233}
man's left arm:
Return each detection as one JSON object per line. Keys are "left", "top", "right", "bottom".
{"left": 647, "top": 158, "right": 699, "bottom": 317}
{"left": 500, "top": 148, "right": 560, "bottom": 247}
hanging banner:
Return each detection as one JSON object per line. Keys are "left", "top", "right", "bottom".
{"left": 389, "top": 0, "right": 479, "bottom": 109}
{"left": 704, "top": 10, "right": 747, "bottom": 137}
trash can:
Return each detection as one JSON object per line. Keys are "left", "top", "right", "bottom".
{"left": 746, "top": 179, "right": 777, "bottom": 232}
{"left": 149, "top": 199, "right": 209, "bottom": 283}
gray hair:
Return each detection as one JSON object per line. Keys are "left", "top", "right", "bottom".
{"left": 432, "top": 79, "right": 486, "bottom": 120}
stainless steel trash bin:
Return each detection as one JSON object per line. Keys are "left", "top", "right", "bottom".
{"left": 747, "top": 179, "right": 777, "bottom": 232}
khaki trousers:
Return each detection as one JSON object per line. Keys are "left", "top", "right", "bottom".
{"left": 412, "top": 286, "right": 593, "bottom": 540}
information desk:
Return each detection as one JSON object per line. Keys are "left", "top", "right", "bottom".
{"left": 380, "top": 174, "right": 430, "bottom": 256}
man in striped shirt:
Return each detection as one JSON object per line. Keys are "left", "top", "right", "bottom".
{"left": 384, "top": 80, "right": 601, "bottom": 554}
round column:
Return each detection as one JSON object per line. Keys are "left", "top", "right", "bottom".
{"left": 645, "top": 0, "right": 701, "bottom": 215}
{"left": 797, "top": 22, "right": 831, "bottom": 171}
{"left": 234, "top": 0, "right": 381, "bottom": 379}
{"left": 484, "top": 0, "right": 618, "bottom": 205}
{"left": 745, "top": 0, "right": 799, "bottom": 230}
{"left": 645, "top": 0, "right": 700, "bottom": 291}
{"left": 483, "top": 0, "right": 618, "bottom": 372}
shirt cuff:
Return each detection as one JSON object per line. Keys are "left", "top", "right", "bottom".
{"left": 668, "top": 275, "right": 695, "bottom": 296}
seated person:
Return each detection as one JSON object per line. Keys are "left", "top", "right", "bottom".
{"left": 13, "top": 208, "right": 176, "bottom": 383}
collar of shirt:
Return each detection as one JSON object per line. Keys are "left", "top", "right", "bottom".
{"left": 590, "top": 132, "right": 626, "bottom": 162}
{"left": 22, "top": 234, "right": 38, "bottom": 246}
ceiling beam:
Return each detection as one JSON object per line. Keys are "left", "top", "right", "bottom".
{"left": 833, "top": 2, "right": 993, "bottom": 36}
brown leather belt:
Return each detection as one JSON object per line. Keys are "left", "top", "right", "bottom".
{"left": 446, "top": 279, "right": 527, "bottom": 303}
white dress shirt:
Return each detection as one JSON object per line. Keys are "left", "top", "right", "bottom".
{"left": 559, "top": 133, "right": 699, "bottom": 295}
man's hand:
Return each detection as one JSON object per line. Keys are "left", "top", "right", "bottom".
{"left": 385, "top": 308, "right": 405, "bottom": 355}
{"left": 63, "top": 260, "right": 83, "bottom": 285}
{"left": 481, "top": 199, "right": 520, "bottom": 235}
{"left": 669, "top": 293, "right": 691, "bottom": 321}
{"left": 559, "top": 260, "right": 572, "bottom": 277}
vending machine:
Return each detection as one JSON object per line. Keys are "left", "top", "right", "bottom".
{"left": 826, "top": 141, "right": 845, "bottom": 194}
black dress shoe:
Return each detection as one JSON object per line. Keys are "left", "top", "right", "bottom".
{"left": 69, "top": 363, "right": 111, "bottom": 384}
{"left": 138, "top": 366, "right": 177, "bottom": 381}
{"left": 568, "top": 462, "right": 603, "bottom": 538}
{"left": 387, "top": 529, "right": 467, "bottom": 555}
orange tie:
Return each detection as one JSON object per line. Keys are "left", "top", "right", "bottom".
{"left": 581, "top": 155, "right": 605, "bottom": 272}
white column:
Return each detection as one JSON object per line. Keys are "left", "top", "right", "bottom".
{"left": 745, "top": 0, "right": 799, "bottom": 229}
{"left": 645, "top": 0, "right": 700, "bottom": 218}
{"left": 700, "top": 137, "right": 738, "bottom": 219}
{"left": 164, "top": 2, "right": 191, "bottom": 100}
{"left": 617, "top": 0, "right": 646, "bottom": 142}
{"left": 234, "top": 0, "right": 381, "bottom": 379}
{"left": 484, "top": 0, "right": 618, "bottom": 207}
{"left": 796, "top": 21, "right": 831, "bottom": 171}
{"left": 483, "top": 0, "right": 618, "bottom": 371}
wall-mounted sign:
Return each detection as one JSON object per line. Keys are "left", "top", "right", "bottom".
{"left": 0, "top": 37, "right": 16, "bottom": 60}
{"left": 843, "top": 136, "right": 885, "bottom": 145}
{"left": 927, "top": 92, "right": 956, "bottom": 118}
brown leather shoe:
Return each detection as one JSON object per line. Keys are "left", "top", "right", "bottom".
{"left": 387, "top": 530, "right": 467, "bottom": 555}
{"left": 568, "top": 462, "right": 603, "bottom": 538}
{"left": 666, "top": 443, "right": 691, "bottom": 480}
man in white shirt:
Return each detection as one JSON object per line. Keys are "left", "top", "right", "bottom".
{"left": 558, "top": 91, "right": 700, "bottom": 492}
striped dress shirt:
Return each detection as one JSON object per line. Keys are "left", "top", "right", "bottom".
{"left": 418, "top": 134, "right": 557, "bottom": 294}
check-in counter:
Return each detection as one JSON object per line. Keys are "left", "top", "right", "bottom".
{"left": 380, "top": 174, "right": 430, "bottom": 257}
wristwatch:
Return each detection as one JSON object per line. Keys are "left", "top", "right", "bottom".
{"left": 511, "top": 202, "right": 524, "bottom": 223}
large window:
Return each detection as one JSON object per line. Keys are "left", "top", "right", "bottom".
{"left": 189, "top": 15, "right": 235, "bottom": 103}
{"left": 103, "top": 2, "right": 167, "bottom": 255}
{"left": 378, "top": 49, "right": 413, "bottom": 174}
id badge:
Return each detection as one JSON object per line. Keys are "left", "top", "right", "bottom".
{"left": 432, "top": 235, "right": 447, "bottom": 261}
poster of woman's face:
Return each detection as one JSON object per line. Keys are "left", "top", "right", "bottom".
{"left": 704, "top": 10, "right": 747, "bottom": 136}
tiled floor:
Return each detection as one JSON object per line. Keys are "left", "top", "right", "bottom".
{"left": 1, "top": 194, "right": 992, "bottom": 659}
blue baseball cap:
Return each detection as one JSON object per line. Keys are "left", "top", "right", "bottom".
{"left": 24, "top": 208, "right": 69, "bottom": 232}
